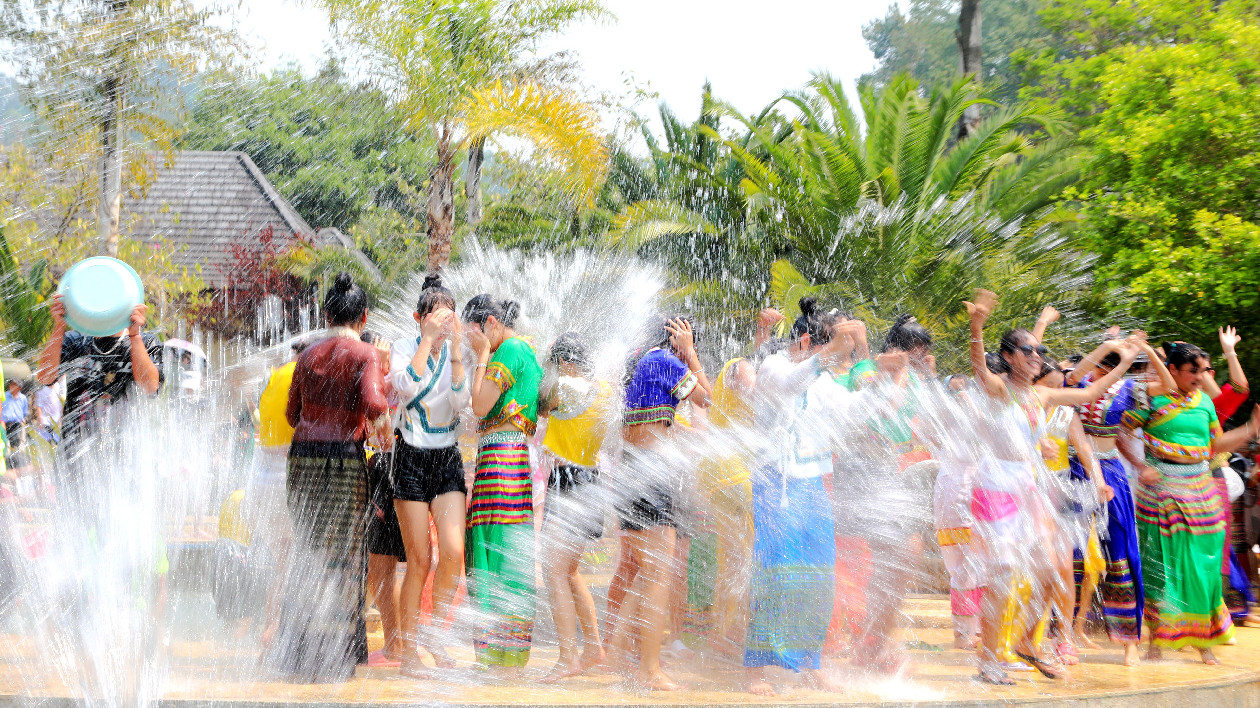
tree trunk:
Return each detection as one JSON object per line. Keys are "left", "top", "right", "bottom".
{"left": 956, "top": 0, "right": 983, "bottom": 138}
{"left": 465, "top": 137, "right": 485, "bottom": 229}
{"left": 98, "top": 71, "right": 124, "bottom": 257}
{"left": 426, "top": 125, "right": 456, "bottom": 274}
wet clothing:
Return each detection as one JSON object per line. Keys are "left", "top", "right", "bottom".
{"left": 1122, "top": 390, "right": 1221, "bottom": 464}
{"left": 286, "top": 331, "right": 389, "bottom": 444}
{"left": 258, "top": 362, "right": 297, "bottom": 449}
{"left": 392, "top": 441, "right": 465, "bottom": 503}
{"left": 479, "top": 337, "right": 543, "bottom": 435}
{"left": 366, "top": 451, "right": 405, "bottom": 560}
{"left": 1070, "top": 452, "right": 1144, "bottom": 642}
{"left": 623, "top": 348, "right": 698, "bottom": 427}
{"left": 389, "top": 338, "right": 469, "bottom": 449}
{"left": 542, "top": 377, "right": 614, "bottom": 468}
{"left": 57, "top": 330, "right": 164, "bottom": 454}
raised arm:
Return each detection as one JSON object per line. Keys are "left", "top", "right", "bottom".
{"left": 1032, "top": 305, "right": 1060, "bottom": 345}
{"left": 1043, "top": 341, "right": 1138, "bottom": 408}
{"left": 1068, "top": 412, "right": 1114, "bottom": 504}
{"left": 754, "top": 308, "right": 785, "bottom": 351}
{"left": 1136, "top": 334, "right": 1177, "bottom": 396}
{"left": 37, "top": 295, "right": 68, "bottom": 386}
{"left": 1066, "top": 339, "right": 1118, "bottom": 387}
{"left": 964, "top": 289, "right": 1006, "bottom": 398}
{"left": 1220, "top": 326, "right": 1249, "bottom": 394}
{"left": 668, "top": 318, "right": 712, "bottom": 408}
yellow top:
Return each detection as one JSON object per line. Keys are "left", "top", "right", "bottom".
{"left": 543, "top": 378, "right": 614, "bottom": 468}
{"left": 218, "top": 489, "right": 250, "bottom": 546}
{"left": 700, "top": 358, "right": 753, "bottom": 490}
{"left": 709, "top": 358, "right": 753, "bottom": 430}
{"left": 258, "top": 361, "right": 296, "bottom": 448}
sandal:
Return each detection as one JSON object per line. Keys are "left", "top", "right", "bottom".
{"left": 976, "top": 666, "right": 1016, "bottom": 686}
{"left": 1014, "top": 651, "right": 1066, "bottom": 679}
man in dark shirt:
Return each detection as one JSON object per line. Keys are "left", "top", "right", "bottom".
{"left": 36, "top": 294, "right": 163, "bottom": 484}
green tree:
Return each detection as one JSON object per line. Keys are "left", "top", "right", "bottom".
{"left": 0, "top": 0, "right": 239, "bottom": 256}
{"left": 181, "top": 61, "right": 434, "bottom": 233}
{"left": 315, "top": 0, "right": 610, "bottom": 273}
{"left": 1047, "top": 4, "right": 1260, "bottom": 373}
{"left": 863, "top": 0, "right": 1049, "bottom": 105}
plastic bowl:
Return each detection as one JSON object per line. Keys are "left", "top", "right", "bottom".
{"left": 56, "top": 257, "right": 145, "bottom": 337}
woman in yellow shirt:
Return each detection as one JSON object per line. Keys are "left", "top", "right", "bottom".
{"left": 539, "top": 333, "right": 616, "bottom": 683}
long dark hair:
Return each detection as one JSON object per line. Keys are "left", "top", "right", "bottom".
{"left": 416, "top": 273, "right": 456, "bottom": 319}
{"left": 883, "top": 313, "right": 931, "bottom": 353}
{"left": 550, "top": 331, "right": 593, "bottom": 375}
{"left": 462, "top": 294, "right": 520, "bottom": 328}
{"left": 1164, "top": 341, "right": 1207, "bottom": 369}
{"left": 324, "top": 272, "right": 368, "bottom": 326}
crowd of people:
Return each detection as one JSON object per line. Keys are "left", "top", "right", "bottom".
{"left": 16, "top": 269, "right": 1260, "bottom": 693}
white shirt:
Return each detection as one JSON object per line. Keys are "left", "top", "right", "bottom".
{"left": 389, "top": 337, "right": 470, "bottom": 449}
{"left": 754, "top": 352, "right": 875, "bottom": 479}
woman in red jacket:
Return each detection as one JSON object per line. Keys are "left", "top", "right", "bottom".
{"left": 269, "top": 273, "right": 389, "bottom": 683}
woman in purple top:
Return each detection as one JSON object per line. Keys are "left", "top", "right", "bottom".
{"left": 604, "top": 316, "right": 711, "bottom": 691}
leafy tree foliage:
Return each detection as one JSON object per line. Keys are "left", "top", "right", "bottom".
{"left": 862, "top": 0, "right": 1049, "bottom": 104}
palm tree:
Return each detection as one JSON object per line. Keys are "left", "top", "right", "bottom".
{"left": 317, "top": 0, "right": 610, "bottom": 274}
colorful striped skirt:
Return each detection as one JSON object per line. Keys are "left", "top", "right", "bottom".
{"left": 465, "top": 431, "right": 535, "bottom": 667}
{"left": 1135, "top": 457, "right": 1234, "bottom": 649}
{"left": 271, "top": 441, "right": 369, "bottom": 683}
{"left": 1070, "top": 454, "right": 1144, "bottom": 643}
{"left": 745, "top": 471, "right": 835, "bottom": 672}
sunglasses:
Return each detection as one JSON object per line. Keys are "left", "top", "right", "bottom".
{"left": 1016, "top": 344, "right": 1049, "bottom": 357}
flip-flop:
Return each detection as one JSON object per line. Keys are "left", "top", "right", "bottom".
{"left": 1056, "top": 642, "right": 1080, "bottom": 666}
{"left": 1014, "top": 651, "right": 1065, "bottom": 679}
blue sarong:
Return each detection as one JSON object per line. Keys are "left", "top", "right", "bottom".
{"left": 744, "top": 471, "right": 835, "bottom": 672}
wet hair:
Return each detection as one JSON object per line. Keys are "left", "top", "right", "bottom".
{"left": 944, "top": 373, "right": 969, "bottom": 391}
{"left": 462, "top": 294, "right": 520, "bottom": 329}
{"left": 789, "top": 297, "right": 834, "bottom": 345}
{"left": 751, "top": 337, "right": 788, "bottom": 367}
{"left": 1099, "top": 352, "right": 1121, "bottom": 370}
{"left": 623, "top": 315, "right": 696, "bottom": 386}
{"left": 985, "top": 351, "right": 1006, "bottom": 375}
{"left": 1164, "top": 341, "right": 1208, "bottom": 369}
{"left": 1067, "top": 353, "right": 1084, "bottom": 365}
{"left": 360, "top": 330, "right": 380, "bottom": 346}
{"left": 291, "top": 339, "right": 310, "bottom": 355}
{"left": 324, "top": 272, "right": 368, "bottom": 327}
{"left": 883, "top": 314, "right": 931, "bottom": 353}
{"left": 995, "top": 327, "right": 1035, "bottom": 374}
{"left": 550, "top": 331, "right": 592, "bottom": 374}
{"left": 416, "top": 273, "right": 456, "bottom": 319}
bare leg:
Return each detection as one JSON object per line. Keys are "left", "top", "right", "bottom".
{"left": 425, "top": 491, "right": 465, "bottom": 668}
{"left": 630, "top": 526, "right": 682, "bottom": 690}
{"left": 1122, "top": 641, "right": 1140, "bottom": 666}
{"left": 570, "top": 551, "right": 606, "bottom": 670}
{"left": 395, "top": 498, "right": 433, "bottom": 677}
{"left": 542, "top": 539, "right": 585, "bottom": 683}
{"left": 667, "top": 536, "right": 692, "bottom": 654}
{"left": 855, "top": 533, "right": 918, "bottom": 672}
{"left": 367, "top": 553, "right": 402, "bottom": 658}
{"left": 603, "top": 535, "right": 639, "bottom": 648}
{"left": 1074, "top": 564, "right": 1101, "bottom": 649}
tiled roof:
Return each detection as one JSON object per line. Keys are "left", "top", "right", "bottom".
{"left": 123, "top": 151, "right": 344, "bottom": 289}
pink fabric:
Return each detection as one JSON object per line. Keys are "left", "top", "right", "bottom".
{"left": 951, "top": 587, "right": 983, "bottom": 617}
{"left": 970, "top": 488, "right": 1019, "bottom": 523}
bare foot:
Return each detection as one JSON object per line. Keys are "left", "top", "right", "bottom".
{"left": 953, "top": 633, "right": 980, "bottom": 650}
{"left": 638, "top": 670, "right": 682, "bottom": 691}
{"left": 579, "top": 645, "right": 607, "bottom": 672}
{"left": 1118, "top": 643, "right": 1138, "bottom": 667}
{"left": 399, "top": 659, "right": 431, "bottom": 679}
{"left": 746, "top": 669, "right": 776, "bottom": 696}
{"left": 803, "top": 669, "right": 843, "bottom": 692}
{"left": 1145, "top": 645, "right": 1163, "bottom": 662}
{"left": 1076, "top": 632, "right": 1101, "bottom": 650}
{"left": 422, "top": 645, "right": 457, "bottom": 670}
{"left": 540, "top": 661, "right": 584, "bottom": 684}
{"left": 1199, "top": 648, "right": 1219, "bottom": 665}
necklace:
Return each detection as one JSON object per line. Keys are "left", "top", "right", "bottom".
{"left": 91, "top": 336, "right": 124, "bottom": 356}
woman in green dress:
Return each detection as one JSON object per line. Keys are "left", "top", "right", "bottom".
{"left": 462, "top": 295, "right": 544, "bottom": 669}
{"left": 1120, "top": 342, "right": 1259, "bottom": 664}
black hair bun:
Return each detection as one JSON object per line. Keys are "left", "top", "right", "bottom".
{"left": 893, "top": 313, "right": 914, "bottom": 328}
{"left": 333, "top": 271, "right": 355, "bottom": 293}
{"left": 421, "top": 273, "right": 443, "bottom": 291}
{"left": 798, "top": 296, "right": 818, "bottom": 317}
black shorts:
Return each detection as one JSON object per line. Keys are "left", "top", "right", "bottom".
{"left": 544, "top": 465, "right": 604, "bottom": 540}
{"left": 393, "top": 439, "right": 466, "bottom": 504}
{"left": 366, "top": 452, "right": 405, "bottom": 560}
{"left": 617, "top": 486, "right": 674, "bottom": 531}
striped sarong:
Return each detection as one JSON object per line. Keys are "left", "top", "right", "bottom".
{"left": 745, "top": 471, "right": 835, "bottom": 672}
{"left": 465, "top": 431, "right": 534, "bottom": 666}
{"left": 1135, "top": 457, "right": 1234, "bottom": 648}
{"left": 270, "top": 441, "right": 368, "bottom": 683}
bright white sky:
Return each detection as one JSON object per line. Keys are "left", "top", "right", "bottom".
{"left": 241, "top": 0, "right": 898, "bottom": 131}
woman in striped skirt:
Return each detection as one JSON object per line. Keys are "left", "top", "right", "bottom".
{"left": 462, "top": 295, "right": 544, "bottom": 669}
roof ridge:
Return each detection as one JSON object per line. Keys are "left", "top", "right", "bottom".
{"left": 233, "top": 152, "right": 316, "bottom": 236}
